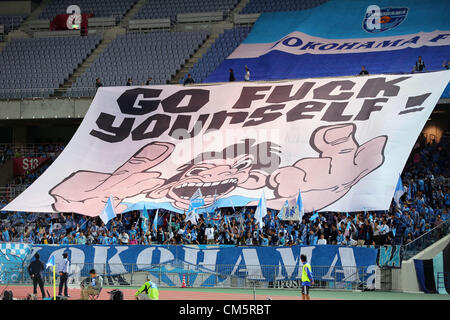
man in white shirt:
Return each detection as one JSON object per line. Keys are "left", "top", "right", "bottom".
{"left": 205, "top": 224, "right": 215, "bottom": 244}
{"left": 244, "top": 66, "right": 250, "bottom": 81}
{"left": 317, "top": 234, "right": 327, "bottom": 245}
{"left": 119, "top": 231, "right": 129, "bottom": 245}
{"left": 57, "top": 252, "right": 70, "bottom": 297}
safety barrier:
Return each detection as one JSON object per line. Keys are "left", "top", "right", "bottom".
{"left": 0, "top": 263, "right": 374, "bottom": 291}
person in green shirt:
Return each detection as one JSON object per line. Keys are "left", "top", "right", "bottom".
{"left": 135, "top": 276, "right": 159, "bottom": 300}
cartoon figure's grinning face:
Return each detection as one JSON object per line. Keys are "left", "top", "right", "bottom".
{"left": 168, "top": 155, "right": 254, "bottom": 206}
{"left": 148, "top": 139, "right": 281, "bottom": 210}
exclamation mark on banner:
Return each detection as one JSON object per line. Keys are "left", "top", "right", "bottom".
{"left": 398, "top": 93, "right": 432, "bottom": 115}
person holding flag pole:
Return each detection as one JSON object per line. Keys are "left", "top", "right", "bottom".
{"left": 46, "top": 255, "right": 57, "bottom": 300}
{"left": 254, "top": 191, "right": 267, "bottom": 230}
{"left": 99, "top": 196, "right": 117, "bottom": 226}
{"left": 152, "top": 209, "right": 159, "bottom": 236}
{"left": 393, "top": 174, "right": 405, "bottom": 208}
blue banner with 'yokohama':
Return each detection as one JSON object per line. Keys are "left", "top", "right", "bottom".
{"left": 28, "top": 244, "right": 378, "bottom": 286}
{"left": 207, "top": 0, "right": 450, "bottom": 98}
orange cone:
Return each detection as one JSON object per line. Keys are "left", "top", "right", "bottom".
{"left": 182, "top": 274, "right": 186, "bottom": 288}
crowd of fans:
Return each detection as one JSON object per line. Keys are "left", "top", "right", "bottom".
{"left": 0, "top": 135, "right": 448, "bottom": 247}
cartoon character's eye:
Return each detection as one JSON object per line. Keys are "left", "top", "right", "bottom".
{"left": 185, "top": 166, "right": 208, "bottom": 177}
{"left": 232, "top": 157, "right": 253, "bottom": 171}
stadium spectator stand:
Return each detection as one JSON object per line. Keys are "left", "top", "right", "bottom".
{"left": 0, "top": 15, "right": 26, "bottom": 35}
{"left": 241, "top": 0, "right": 328, "bottom": 14}
{"left": 65, "top": 30, "right": 208, "bottom": 97}
{"left": 134, "top": 0, "right": 239, "bottom": 21}
{"left": 1, "top": 134, "right": 448, "bottom": 247}
{"left": 0, "top": 36, "right": 102, "bottom": 99}
{"left": 39, "top": 0, "right": 138, "bottom": 22}
{"left": 180, "top": 26, "right": 251, "bottom": 84}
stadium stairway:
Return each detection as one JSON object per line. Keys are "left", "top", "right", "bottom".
{"left": 51, "top": 27, "right": 124, "bottom": 97}
{"left": 51, "top": 0, "right": 149, "bottom": 97}
{"left": 169, "top": 0, "right": 251, "bottom": 84}
{"left": 118, "top": 0, "right": 148, "bottom": 29}
{"left": 170, "top": 23, "right": 232, "bottom": 84}
{"left": 17, "top": 0, "right": 52, "bottom": 37}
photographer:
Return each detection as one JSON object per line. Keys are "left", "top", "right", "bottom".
{"left": 80, "top": 269, "right": 102, "bottom": 300}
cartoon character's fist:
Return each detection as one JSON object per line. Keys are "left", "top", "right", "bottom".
{"left": 50, "top": 142, "right": 174, "bottom": 216}
{"left": 269, "top": 124, "right": 387, "bottom": 211}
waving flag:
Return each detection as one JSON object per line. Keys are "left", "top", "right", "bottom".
{"left": 189, "top": 188, "right": 205, "bottom": 212}
{"left": 296, "top": 189, "right": 304, "bottom": 222}
{"left": 309, "top": 211, "right": 319, "bottom": 222}
{"left": 46, "top": 255, "right": 55, "bottom": 269}
{"left": 209, "top": 191, "right": 218, "bottom": 214}
{"left": 255, "top": 191, "right": 267, "bottom": 229}
{"left": 152, "top": 209, "right": 159, "bottom": 233}
{"left": 141, "top": 203, "right": 150, "bottom": 220}
{"left": 277, "top": 202, "right": 286, "bottom": 220}
{"left": 185, "top": 209, "right": 199, "bottom": 225}
{"left": 99, "top": 196, "right": 116, "bottom": 225}
{"left": 393, "top": 175, "right": 404, "bottom": 207}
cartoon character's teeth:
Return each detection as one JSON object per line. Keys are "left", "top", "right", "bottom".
{"left": 203, "top": 182, "right": 212, "bottom": 187}
{"left": 211, "top": 182, "right": 220, "bottom": 186}
{"left": 220, "top": 179, "right": 230, "bottom": 184}
{"left": 187, "top": 183, "right": 196, "bottom": 187}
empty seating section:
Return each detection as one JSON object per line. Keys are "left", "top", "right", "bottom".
{"left": 0, "top": 36, "right": 102, "bottom": 99}
{"left": 241, "top": 0, "right": 328, "bottom": 14}
{"left": 65, "top": 31, "right": 208, "bottom": 97}
{"left": 134, "top": 0, "right": 239, "bottom": 21}
{"left": 39, "top": 0, "right": 137, "bottom": 21}
{"left": 0, "top": 15, "right": 26, "bottom": 34}
{"left": 182, "top": 27, "right": 251, "bottom": 84}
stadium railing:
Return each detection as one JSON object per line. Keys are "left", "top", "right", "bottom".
{"left": 401, "top": 219, "right": 450, "bottom": 261}
{"left": 1, "top": 263, "right": 371, "bottom": 291}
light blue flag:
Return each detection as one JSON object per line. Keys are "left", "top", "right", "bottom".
{"left": 394, "top": 175, "right": 404, "bottom": 207}
{"left": 141, "top": 203, "right": 150, "bottom": 220}
{"left": 189, "top": 188, "right": 205, "bottom": 211}
{"left": 49, "top": 222, "right": 53, "bottom": 234}
{"left": 209, "top": 191, "right": 217, "bottom": 214}
{"left": 99, "top": 196, "right": 116, "bottom": 225}
{"left": 254, "top": 191, "right": 267, "bottom": 229}
{"left": 46, "top": 255, "right": 55, "bottom": 269}
{"left": 141, "top": 218, "right": 148, "bottom": 233}
{"left": 153, "top": 209, "right": 159, "bottom": 233}
{"left": 277, "top": 203, "right": 286, "bottom": 220}
{"left": 309, "top": 211, "right": 319, "bottom": 222}
{"left": 296, "top": 189, "right": 304, "bottom": 221}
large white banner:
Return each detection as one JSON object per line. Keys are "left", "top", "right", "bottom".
{"left": 4, "top": 71, "right": 450, "bottom": 216}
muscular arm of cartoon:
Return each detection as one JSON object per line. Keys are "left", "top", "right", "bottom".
{"left": 50, "top": 142, "right": 174, "bottom": 216}
{"left": 268, "top": 124, "right": 387, "bottom": 211}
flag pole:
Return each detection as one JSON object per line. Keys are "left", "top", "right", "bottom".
{"left": 53, "top": 264, "right": 56, "bottom": 300}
